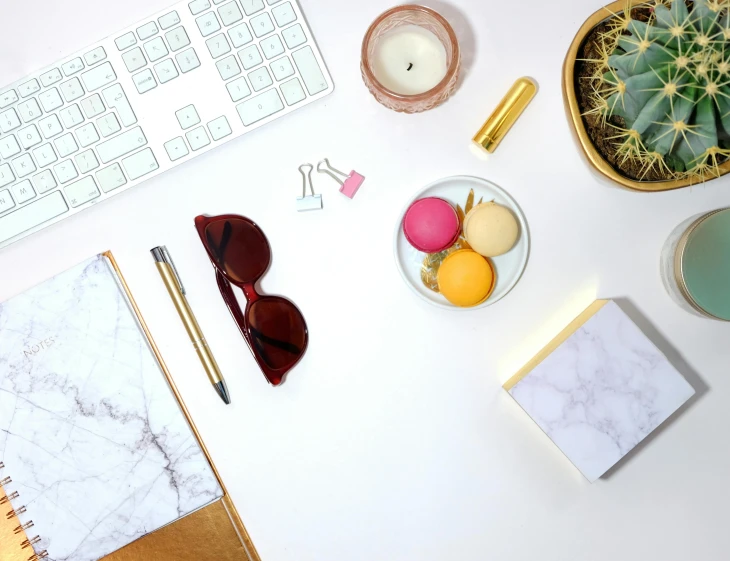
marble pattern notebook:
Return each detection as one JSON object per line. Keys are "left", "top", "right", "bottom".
{"left": 504, "top": 299, "right": 695, "bottom": 483}
{"left": 0, "top": 255, "right": 224, "bottom": 561}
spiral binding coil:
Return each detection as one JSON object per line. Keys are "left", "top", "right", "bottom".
{"left": 1, "top": 463, "right": 47, "bottom": 561}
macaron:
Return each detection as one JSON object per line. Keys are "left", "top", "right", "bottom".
{"left": 403, "top": 197, "right": 460, "bottom": 253}
{"left": 437, "top": 249, "right": 496, "bottom": 307}
{"left": 463, "top": 202, "right": 519, "bottom": 257}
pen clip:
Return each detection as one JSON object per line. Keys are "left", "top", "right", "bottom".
{"left": 152, "top": 245, "right": 186, "bottom": 295}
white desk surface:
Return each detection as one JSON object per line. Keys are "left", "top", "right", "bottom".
{"left": 1, "top": 0, "right": 729, "bottom": 560}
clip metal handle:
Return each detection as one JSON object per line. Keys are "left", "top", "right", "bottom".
{"left": 151, "top": 245, "right": 186, "bottom": 295}
{"left": 316, "top": 158, "right": 348, "bottom": 186}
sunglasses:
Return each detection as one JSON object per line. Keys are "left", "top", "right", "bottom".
{"left": 195, "top": 214, "right": 309, "bottom": 386}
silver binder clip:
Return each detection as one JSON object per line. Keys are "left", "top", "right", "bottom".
{"left": 296, "top": 164, "right": 323, "bottom": 212}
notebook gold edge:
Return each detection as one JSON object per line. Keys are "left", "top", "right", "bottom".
{"left": 502, "top": 299, "right": 609, "bottom": 391}
{"left": 102, "top": 251, "right": 261, "bottom": 561}
{"left": 0, "top": 485, "right": 35, "bottom": 561}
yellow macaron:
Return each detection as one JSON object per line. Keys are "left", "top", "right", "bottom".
{"left": 437, "top": 249, "right": 496, "bottom": 307}
{"left": 463, "top": 202, "right": 519, "bottom": 257}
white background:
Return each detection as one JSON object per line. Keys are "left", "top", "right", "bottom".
{"left": 2, "top": 0, "right": 729, "bottom": 560}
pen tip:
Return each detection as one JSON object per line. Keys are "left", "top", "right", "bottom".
{"left": 215, "top": 381, "right": 231, "bottom": 405}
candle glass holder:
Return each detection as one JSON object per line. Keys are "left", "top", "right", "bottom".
{"left": 361, "top": 5, "right": 460, "bottom": 113}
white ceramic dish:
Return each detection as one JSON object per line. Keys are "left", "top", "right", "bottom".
{"left": 393, "top": 176, "right": 530, "bottom": 310}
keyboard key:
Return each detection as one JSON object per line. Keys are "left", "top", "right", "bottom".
{"left": 226, "top": 76, "right": 251, "bottom": 101}
{"left": 0, "top": 90, "right": 18, "bottom": 109}
{"left": 166, "top": 27, "right": 191, "bottom": 51}
{"left": 0, "top": 189, "right": 14, "bottom": 213}
{"left": 137, "top": 22, "right": 159, "bottom": 40}
{"left": 39, "top": 69, "right": 63, "bottom": 87}
{"left": 32, "top": 143, "right": 58, "bottom": 167}
{"left": 76, "top": 123, "right": 100, "bottom": 147}
{"left": 122, "top": 47, "right": 147, "bottom": 72}
{"left": 0, "top": 109, "right": 21, "bottom": 133}
{"left": 133, "top": 69, "right": 157, "bottom": 94}
{"left": 251, "top": 13, "right": 274, "bottom": 38}
{"left": 236, "top": 88, "right": 283, "bottom": 125}
{"left": 81, "top": 94, "right": 105, "bottom": 119}
{"left": 75, "top": 149, "right": 99, "bottom": 173}
{"left": 271, "top": 55, "right": 294, "bottom": 81}
{"left": 59, "top": 104, "right": 84, "bottom": 128}
{"left": 216, "top": 55, "right": 241, "bottom": 80}
{"left": 0, "top": 164, "right": 15, "bottom": 188}
{"left": 241, "top": 0, "right": 265, "bottom": 15}
{"left": 239, "top": 45, "right": 262, "bottom": 69}
{"left": 154, "top": 59, "right": 179, "bottom": 84}
{"left": 0, "top": 190, "right": 68, "bottom": 243}
{"left": 97, "top": 113, "right": 121, "bottom": 137}
{"left": 207, "top": 116, "right": 231, "bottom": 140}
{"left": 292, "top": 46, "right": 327, "bottom": 95}
{"left": 64, "top": 176, "right": 99, "bottom": 207}
{"left": 228, "top": 22, "right": 252, "bottom": 47}
{"left": 218, "top": 1, "right": 243, "bottom": 26}
{"left": 54, "top": 160, "right": 78, "bottom": 183}
{"left": 207, "top": 34, "right": 231, "bottom": 58}
{"left": 176, "top": 48, "right": 201, "bottom": 73}
{"left": 197, "top": 12, "right": 221, "bottom": 37}
{"left": 33, "top": 169, "right": 57, "bottom": 194}
{"left": 102, "top": 84, "right": 137, "bottom": 126}
{"left": 96, "top": 163, "right": 127, "bottom": 192}
{"left": 12, "top": 153, "right": 37, "bottom": 177}
{"left": 62, "top": 58, "right": 85, "bottom": 76}
{"left": 122, "top": 147, "right": 158, "bottom": 180}
{"left": 97, "top": 126, "right": 147, "bottom": 163}
{"left": 84, "top": 46, "right": 107, "bottom": 66}
{"left": 159, "top": 11, "right": 181, "bottom": 30}
{"left": 81, "top": 62, "right": 117, "bottom": 91}
{"left": 19, "top": 79, "right": 41, "bottom": 98}
{"left": 18, "top": 125, "right": 41, "bottom": 149}
{"left": 260, "top": 35, "right": 284, "bottom": 60}
{"left": 189, "top": 0, "right": 211, "bottom": 15}
{"left": 144, "top": 37, "right": 169, "bottom": 63}
{"left": 186, "top": 126, "right": 210, "bottom": 150}
{"left": 272, "top": 2, "right": 296, "bottom": 26}
{"left": 267, "top": 0, "right": 283, "bottom": 4}
{"left": 39, "top": 114, "right": 63, "bottom": 139}
{"left": 39, "top": 88, "right": 64, "bottom": 112}
{"left": 17, "top": 99, "right": 42, "bottom": 123}
{"left": 55, "top": 133, "right": 79, "bottom": 158}
{"left": 164, "top": 137, "right": 189, "bottom": 161}
{"left": 282, "top": 24, "right": 305, "bottom": 48}
{"left": 115, "top": 32, "right": 137, "bottom": 50}
{"left": 176, "top": 105, "right": 200, "bottom": 129}
{"left": 0, "top": 135, "right": 20, "bottom": 158}
{"left": 60, "top": 78, "right": 85, "bottom": 102}
{"left": 12, "top": 180, "right": 36, "bottom": 204}
{"left": 248, "top": 67, "right": 272, "bottom": 91}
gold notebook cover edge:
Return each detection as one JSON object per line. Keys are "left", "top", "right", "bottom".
{"left": 103, "top": 251, "right": 261, "bottom": 561}
{"left": 502, "top": 299, "right": 609, "bottom": 391}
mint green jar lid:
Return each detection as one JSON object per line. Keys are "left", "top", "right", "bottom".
{"left": 682, "top": 209, "right": 730, "bottom": 321}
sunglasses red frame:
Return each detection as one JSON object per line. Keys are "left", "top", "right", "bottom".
{"left": 195, "top": 214, "right": 309, "bottom": 386}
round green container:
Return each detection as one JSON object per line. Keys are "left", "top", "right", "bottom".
{"left": 662, "top": 208, "right": 730, "bottom": 321}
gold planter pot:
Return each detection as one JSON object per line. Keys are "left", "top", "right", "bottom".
{"left": 562, "top": 0, "right": 730, "bottom": 192}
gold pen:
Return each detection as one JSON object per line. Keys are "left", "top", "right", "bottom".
{"left": 151, "top": 246, "right": 230, "bottom": 405}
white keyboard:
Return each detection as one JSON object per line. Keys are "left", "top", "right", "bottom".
{"left": 0, "top": 0, "right": 333, "bottom": 249}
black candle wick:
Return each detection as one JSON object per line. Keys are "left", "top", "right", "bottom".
{"left": 407, "top": 62, "right": 413, "bottom": 71}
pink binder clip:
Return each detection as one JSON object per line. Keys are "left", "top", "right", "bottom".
{"left": 317, "top": 158, "right": 365, "bottom": 199}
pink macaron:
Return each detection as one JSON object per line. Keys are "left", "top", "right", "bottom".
{"left": 403, "top": 197, "right": 461, "bottom": 253}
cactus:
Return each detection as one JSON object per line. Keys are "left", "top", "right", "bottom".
{"left": 585, "top": 0, "right": 730, "bottom": 181}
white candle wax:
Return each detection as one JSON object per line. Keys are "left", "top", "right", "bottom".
{"left": 371, "top": 24, "right": 448, "bottom": 95}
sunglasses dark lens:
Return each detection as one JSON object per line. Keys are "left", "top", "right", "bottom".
{"left": 204, "top": 219, "right": 270, "bottom": 283}
{"left": 248, "top": 298, "right": 307, "bottom": 373}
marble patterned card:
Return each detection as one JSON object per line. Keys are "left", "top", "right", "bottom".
{"left": 504, "top": 300, "right": 695, "bottom": 483}
{"left": 0, "top": 255, "right": 223, "bottom": 561}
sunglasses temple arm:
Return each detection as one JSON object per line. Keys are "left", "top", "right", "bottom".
{"left": 215, "top": 270, "right": 252, "bottom": 351}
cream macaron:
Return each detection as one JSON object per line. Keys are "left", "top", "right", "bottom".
{"left": 463, "top": 202, "right": 519, "bottom": 257}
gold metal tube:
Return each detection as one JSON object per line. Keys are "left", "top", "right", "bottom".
{"left": 473, "top": 77, "right": 537, "bottom": 153}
